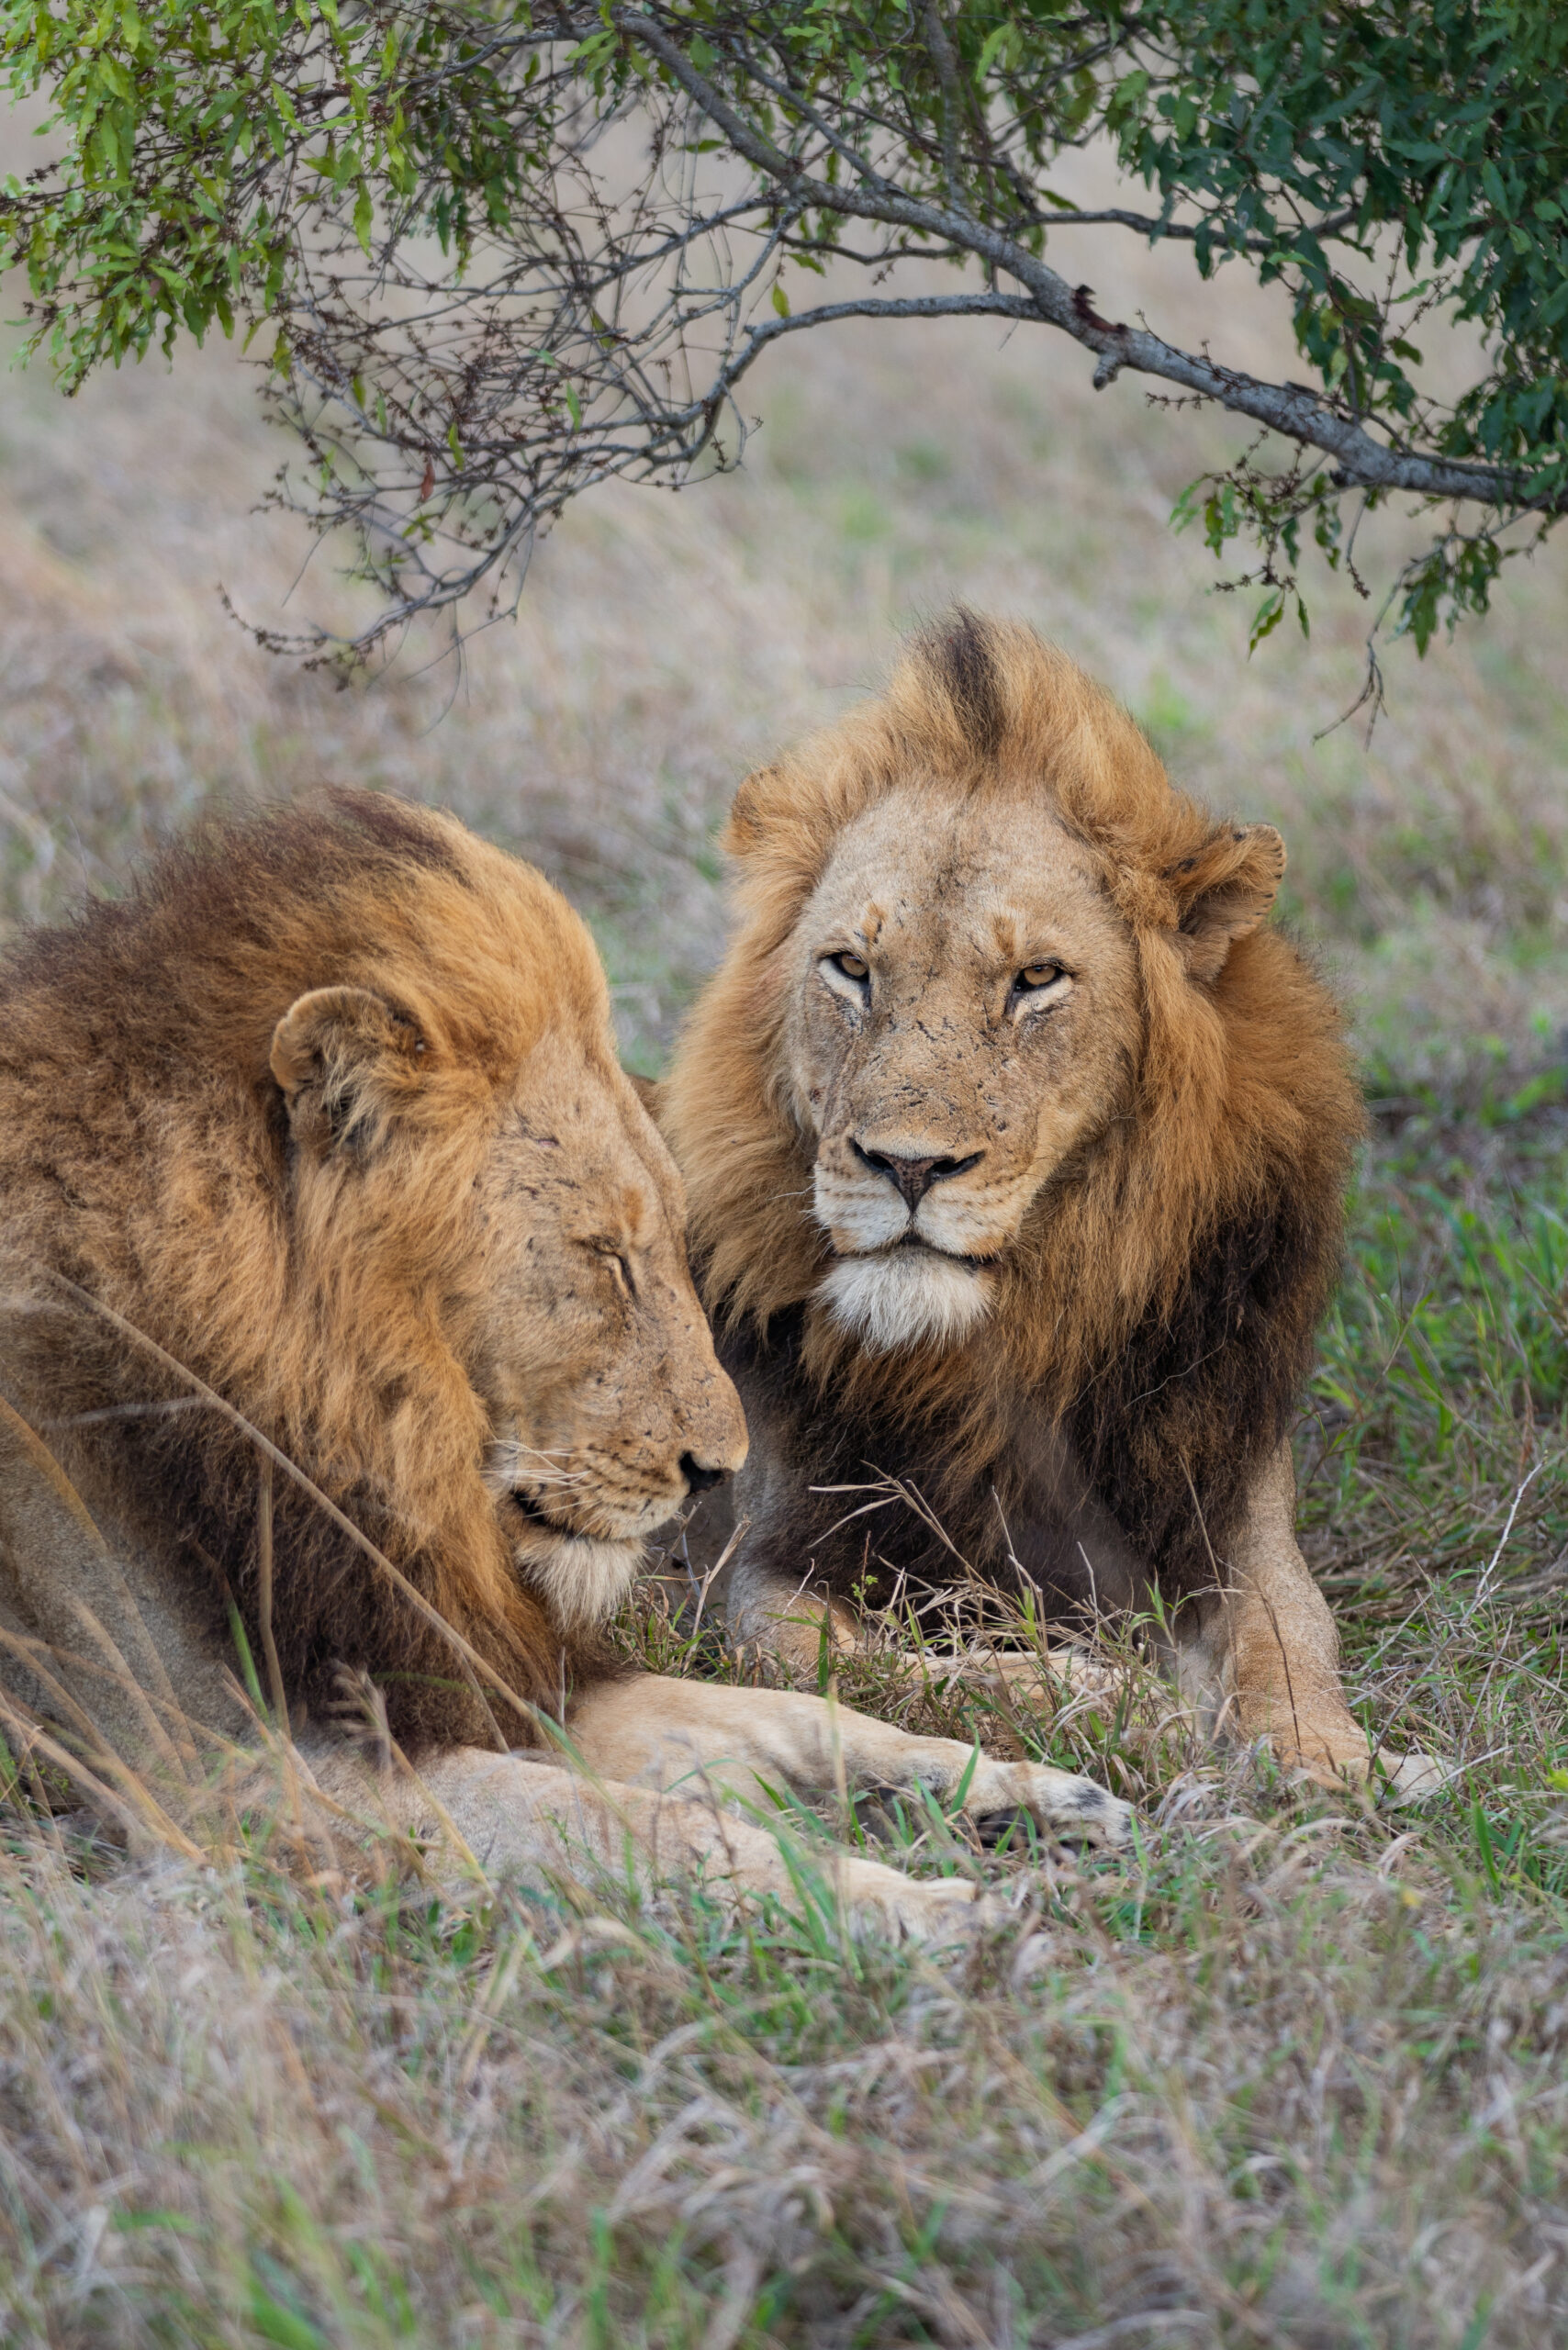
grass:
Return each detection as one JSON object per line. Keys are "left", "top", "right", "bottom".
{"left": 0, "top": 1116, "right": 1562, "bottom": 2349}
{"left": 3, "top": 115, "right": 1568, "bottom": 2350}
{"left": 1309, "top": 1108, "right": 1568, "bottom": 1606}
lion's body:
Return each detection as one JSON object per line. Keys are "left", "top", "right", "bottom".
{"left": 663, "top": 618, "right": 1423, "bottom": 1785}
{"left": 0, "top": 793, "right": 734, "bottom": 1751}
{"left": 0, "top": 791, "right": 1129, "bottom": 1922}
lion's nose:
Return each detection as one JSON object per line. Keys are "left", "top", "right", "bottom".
{"left": 679, "top": 1451, "right": 729, "bottom": 1495}
{"left": 851, "top": 1140, "right": 983, "bottom": 1211}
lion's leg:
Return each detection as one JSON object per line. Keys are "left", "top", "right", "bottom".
{"left": 0, "top": 1397, "right": 248, "bottom": 1768}
{"left": 723, "top": 1553, "right": 1116, "bottom": 1709}
{"left": 566, "top": 1673, "right": 1132, "bottom": 1846}
{"left": 312, "top": 1742, "right": 984, "bottom": 1939}
{"left": 723, "top": 1556, "right": 863, "bottom": 1678}
{"left": 722, "top": 1553, "right": 1117, "bottom": 1712}
{"left": 1174, "top": 1441, "right": 1367, "bottom": 1782}
{"left": 1174, "top": 1443, "right": 1444, "bottom": 1796}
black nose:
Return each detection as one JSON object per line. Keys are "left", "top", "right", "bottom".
{"left": 851, "top": 1141, "right": 983, "bottom": 1212}
{"left": 679, "top": 1452, "right": 727, "bottom": 1495}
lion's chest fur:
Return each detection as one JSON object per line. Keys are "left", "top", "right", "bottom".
{"left": 720, "top": 1308, "right": 1150, "bottom": 1622}
{"left": 717, "top": 1156, "right": 1337, "bottom": 1624}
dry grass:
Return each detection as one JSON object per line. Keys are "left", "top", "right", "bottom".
{"left": 3, "top": 1562, "right": 1567, "bottom": 2349}
{"left": 3, "top": 124, "right": 1568, "bottom": 2350}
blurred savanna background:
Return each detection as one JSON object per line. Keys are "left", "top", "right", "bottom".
{"left": 5, "top": 141, "right": 1567, "bottom": 1098}
{"left": 3, "top": 91, "right": 1568, "bottom": 2350}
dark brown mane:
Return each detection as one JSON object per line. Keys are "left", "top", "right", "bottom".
{"left": 915, "top": 606, "right": 1006, "bottom": 763}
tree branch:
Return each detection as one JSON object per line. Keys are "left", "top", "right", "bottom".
{"left": 730, "top": 289, "right": 1039, "bottom": 363}
{"left": 618, "top": 7, "right": 1546, "bottom": 514}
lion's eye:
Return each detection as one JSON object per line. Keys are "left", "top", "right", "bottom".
{"left": 1017, "top": 962, "right": 1064, "bottom": 990}
{"left": 829, "top": 951, "right": 869, "bottom": 983}
{"left": 595, "top": 1245, "right": 635, "bottom": 1297}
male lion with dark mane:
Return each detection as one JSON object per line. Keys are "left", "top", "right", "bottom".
{"left": 0, "top": 792, "right": 1128, "bottom": 1930}
{"left": 663, "top": 614, "right": 1439, "bottom": 1794}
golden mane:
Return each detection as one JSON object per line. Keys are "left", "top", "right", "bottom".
{"left": 664, "top": 617, "right": 1361, "bottom": 1529}
{"left": 0, "top": 793, "right": 621, "bottom": 1747}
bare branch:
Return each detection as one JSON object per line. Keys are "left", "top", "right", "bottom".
{"left": 23, "top": 0, "right": 1541, "bottom": 664}
{"left": 620, "top": 9, "right": 1534, "bottom": 511}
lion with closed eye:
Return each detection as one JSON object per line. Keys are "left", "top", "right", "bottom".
{"left": 662, "top": 614, "right": 1440, "bottom": 1796}
{"left": 0, "top": 789, "right": 1127, "bottom": 1934}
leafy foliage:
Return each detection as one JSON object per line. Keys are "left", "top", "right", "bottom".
{"left": 5, "top": 3, "right": 1568, "bottom": 666}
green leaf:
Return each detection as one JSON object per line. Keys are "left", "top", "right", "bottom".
{"left": 1106, "top": 66, "right": 1149, "bottom": 130}
{"left": 1249, "top": 589, "right": 1286, "bottom": 651}
{"left": 975, "top": 22, "right": 1022, "bottom": 82}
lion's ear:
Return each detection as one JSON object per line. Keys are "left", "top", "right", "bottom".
{"left": 270, "top": 986, "right": 427, "bottom": 1156}
{"left": 723, "top": 766, "right": 780, "bottom": 858}
{"left": 1170, "top": 822, "right": 1285, "bottom": 983}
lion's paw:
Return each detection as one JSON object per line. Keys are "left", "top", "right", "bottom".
{"left": 1282, "top": 1741, "right": 1454, "bottom": 1805}
{"left": 970, "top": 1760, "right": 1135, "bottom": 1851}
{"left": 1372, "top": 1750, "right": 1452, "bottom": 1804}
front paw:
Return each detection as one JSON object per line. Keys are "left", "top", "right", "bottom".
{"left": 1373, "top": 1750, "right": 1451, "bottom": 1802}
{"left": 974, "top": 1761, "right": 1134, "bottom": 1851}
{"left": 1321, "top": 1746, "right": 1451, "bottom": 1804}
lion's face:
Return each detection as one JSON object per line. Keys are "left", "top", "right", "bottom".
{"left": 270, "top": 982, "right": 746, "bottom": 1637}
{"left": 468, "top": 1035, "right": 747, "bottom": 1628}
{"left": 783, "top": 786, "right": 1140, "bottom": 1354}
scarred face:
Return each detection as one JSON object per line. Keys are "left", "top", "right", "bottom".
{"left": 468, "top": 1034, "right": 748, "bottom": 1628}
{"left": 269, "top": 960, "right": 747, "bottom": 1650}
{"left": 782, "top": 784, "right": 1141, "bottom": 1354}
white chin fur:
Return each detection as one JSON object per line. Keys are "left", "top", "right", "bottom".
{"left": 517, "top": 1533, "right": 644, "bottom": 1632}
{"left": 819, "top": 1250, "right": 994, "bottom": 1355}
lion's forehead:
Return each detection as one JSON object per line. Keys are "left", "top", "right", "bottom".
{"left": 488, "top": 1062, "right": 682, "bottom": 1231}
{"left": 805, "top": 789, "right": 1110, "bottom": 967}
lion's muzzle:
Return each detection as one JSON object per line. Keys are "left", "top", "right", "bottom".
{"left": 812, "top": 1126, "right": 1019, "bottom": 1263}
{"left": 811, "top": 1130, "right": 1021, "bottom": 1353}
{"left": 849, "top": 1138, "right": 983, "bottom": 1212}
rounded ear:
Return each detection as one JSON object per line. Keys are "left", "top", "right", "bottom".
{"left": 270, "top": 986, "right": 426, "bottom": 1156}
{"left": 722, "top": 765, "right": 780, "bottom": 858}
{"left": 1169, "top": 822, "right": 1286, "bottom": 983}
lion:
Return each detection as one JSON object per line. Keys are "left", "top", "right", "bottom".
{"left": 0, "top": 790, "right": 1128, "bottom": 1933}
{"left": 661, "top": 614, "right": 1439, "bottom": 1793}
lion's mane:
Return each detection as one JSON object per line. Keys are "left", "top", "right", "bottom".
{"left": 663, "top": 617, "right": 1364, "bottom": 1602}
{"left": 0, "top": 793, "right": 611, "bottom": 1750}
